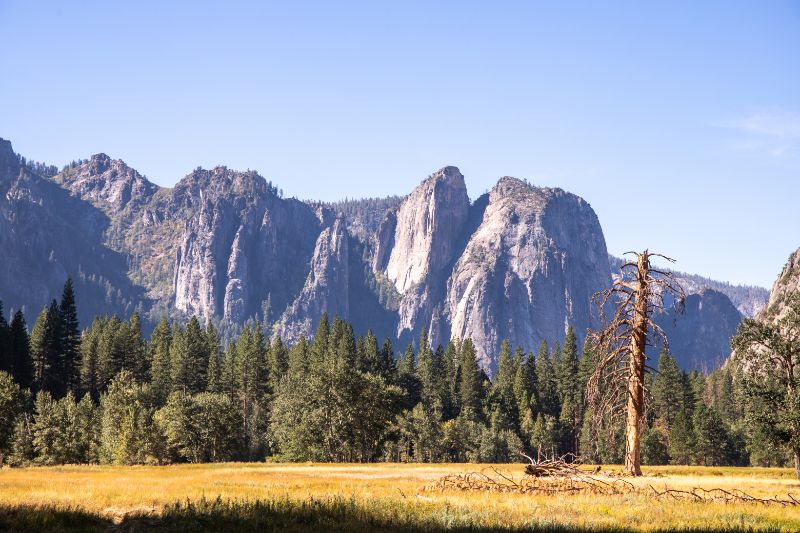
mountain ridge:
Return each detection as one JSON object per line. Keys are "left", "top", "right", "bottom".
{"left": 0, "top": 137, "right": 768, "bottom": 372}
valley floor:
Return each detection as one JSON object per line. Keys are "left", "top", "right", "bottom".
{"left": 0, "top": 463, "right": 798, "bottom": 532}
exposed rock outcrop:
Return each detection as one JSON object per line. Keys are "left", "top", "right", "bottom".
{"left": 171, "top": 167, "right": 324, "bottom": 323}
{"left": 277, "top": 214, "right": 350, "bottom": 342}
{"left": 54, "top": 153, "right": 158, "bottom": 216}
{"left": 444, "top": 177, "right": 610, "bottom": 372}
{"left": 0, "top": 136, "right": 763, "bottom": 375}
{"left": 761, "top": 248, "right": 800, "bottom": 320}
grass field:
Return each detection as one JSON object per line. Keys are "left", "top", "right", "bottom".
{"left": 1, "top": 463, "right": 799, "bottom": 532}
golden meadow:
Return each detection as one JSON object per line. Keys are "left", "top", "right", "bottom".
{"left": 1, "top": 463, "right": 799, "bottom": 532}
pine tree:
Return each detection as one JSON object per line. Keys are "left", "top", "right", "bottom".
{"left": 9, "top": 311, "right": 32, "bottom": 389}
{"left": 396, "top": 344, "right": 419, "bottom": 409}
{"left": 459, "top": 339, "right": 483, "bottom": 419}
{"left": 377, "top": 338, "right": 397, "bottom": 384}
{"left": 693, "top": 404, "right": 730, "bottom": 466}
{"left": 268, "top": 336, "right": 289, "bottom": 392}
{"left": 59, "top": 277, "right": 81, "bottom": 395}
{"left": 310, "top": 313, "right": 330, "bottom": 370}
{"left": 536, "top": 341, "right": 559, "bottom": 418}
{"left": 652, "top": 350, "right": 685, "bottom": 427}
{"left": 287, "top": 335, "right": 310, "bottom": 378}
{"left": 30, "top": 302, "right": 63, "bottom": 396}
{"left": 96, "top": 315, "right": 123, "bottom": 389}
{"left": 171, "top": 317, "right": 208, "bottom": 394}
{"left": 149, "top": 317, "right": 172, "bottom": 403}
{"left": 668, "top": 409, "right": 695, "bottom": 465}
{"left": 124, "top": 312, "right": 148, "bottom": 381}
{"left": 0, "top": 302, "right": 10, "bottom": 374}
{"left": 492, "top": 340, "right": 519, "bottom": 430}
{"left": 205, "top": 321, "right": 222, "bottom": 393}
{"left": 513, "top": 350, "right": 537, "bottom": 428}
{"left": 416, "top": 328, "right": 438, "bottom": 407}
{"left": 79, "top": 317, "right": 103, "bottom": 400}
{"left": 358, "top": 329, "right": 379, "bottom": 374}
{"left": 558, "top": 328, "right": 579, "bottom": 403}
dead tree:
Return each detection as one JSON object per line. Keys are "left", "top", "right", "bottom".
{"left": 587, "top": 250, "right": 685, "bottom": 476}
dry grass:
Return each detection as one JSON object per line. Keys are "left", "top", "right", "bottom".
{"left": 0, "top": 463, "right": 798, "bottom": 531}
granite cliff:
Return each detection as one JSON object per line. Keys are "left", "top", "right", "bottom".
{"left": 0, "top": 137, "right": 767, "bottom": 373}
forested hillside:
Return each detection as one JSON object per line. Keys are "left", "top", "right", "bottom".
{"left": 0, "top": 281, "right": 791, "bottom": 469}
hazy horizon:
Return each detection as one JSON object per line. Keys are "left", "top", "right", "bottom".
{"left": 2, "top": 1, "right": 798, "bottom": 288}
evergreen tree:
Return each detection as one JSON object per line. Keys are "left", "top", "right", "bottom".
{"left": 0, "top": 302, "right": 9, "bottom": 374}
{"left": 30, "top": 302, "right": 63, "bottom": 396}
{"left": 459, "top": 339, "right": 483, "bottom": 419}
{"left": 59, "top": 277, "right": 81, "bottom": 395}
{"left": 0, "top": 371, "right": 24, "bottom": 461}
{"left": 492, "top": 340, "right": 519, "bottom": 430}
{"left": 9, "top": 311, "right": 32, "bottom": 389}
{"left": 268, "top": 336, "right": 289, "bottom": 392}
{"left": 96, "top": 315, "right": 124, "bottom": 389}
{"left": 536, "top": 341, "right": 559, "bottom": 418}
{"left": 79, "top": 317, "right": 103, "bottom": 400}
{"left": 396, "top": 344, "right": 419, "bottom": 409}
{"left": 310, "top": 313, "right": 330, "bottom": 369}
{"left": 124, "top": 312, "right": 148, "bottom": 381}
{"left": 205, "top": 321, "right": 222, "bottom": 393}
{"left": 377, "top": 338, "right": 397, "bottom": 384}
{"left": 287, "top": 335, "right": 310, "bottom": 378}
{"left": 358, "top": 329, "right": 380, "bottom": 375}
{"left": 668, "top": 409, "right": 695, "bottom": 465}
{"left": 149, "top": 317, "right": 172, "bottom": 403}
{"left": 693, "top": 404, "right": 731, "bottom": 466}
{"left": 558, "top": 328, "right": 579, "bottom": 403}
{"left": 513, "top": 349, "right": 537, "bottom": 438}
{"left": 652, "top": 350, "right": 685, "bottom": 427}
{"left": 416, "top": 328, "right": 438, "bottom": 407}
{"left": 170, "top": 317, "right": 208, "bottom": 394}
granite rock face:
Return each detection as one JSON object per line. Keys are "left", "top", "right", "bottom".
{"left": 1, "top": 136, "right": 762, "bottom": 375}
{"left": 54, "top": 153, "right": 158, "bottom": 216}
{"left": 372, "top": 166, "right": 471, "bottom": 344}
{"left": 442, "top": 178, "right": 610, "bottom": 372}
{"left": 277, "top": 214, "right": 350, "bottom": 342}
{"left": 761, "top": 248, "right": 800, "bottom": 321}
{"left": 170, "top": 167, "right": 325, "bottom": 324}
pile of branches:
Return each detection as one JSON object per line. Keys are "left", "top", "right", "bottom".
{"left": 422, "top": 453, "right": 800, "bottom": 506}
{"left": 521, "top": 453, "right": 583, "bottom": 478}
{"left": 649, "top": 486, "right": 800, "bottom": 507}
{"left": 423, "top": 469, "right": 635, "bottom": 496}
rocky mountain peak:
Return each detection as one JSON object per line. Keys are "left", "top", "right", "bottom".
{"left": 491, "top": 176, "right": 536, "bottom": 197}
{"left": 0, "top": 138, "right": 20, "bottom": 184}
{"left": 762, "top": 247, "right": 800, "bottom": 320}
{"left": 54, "top": 154, "right": 158, "bottom": 216}
{"left": 377, "top": 165, "right": 469, "bottom": 294}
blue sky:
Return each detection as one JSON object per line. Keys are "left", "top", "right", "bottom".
{"left": 1, "top": 1, "right": 798, "bottom": 288}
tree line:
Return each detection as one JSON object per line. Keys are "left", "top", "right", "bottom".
{"left": 0, "top": 278, "right": 796, "bottom": 468}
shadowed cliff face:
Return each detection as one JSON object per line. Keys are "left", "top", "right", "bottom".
{"left": 654, "top": 289, "right": 744, "bottom": 371}
{"left": 0, "top": 141, "right": 145, "bottom": 324}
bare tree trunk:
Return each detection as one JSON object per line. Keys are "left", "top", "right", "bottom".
{"left": 794, "top": 449, "right": 800, "bottom": 481}
{"left": 624, "top": 254, "right": 649, "bottom": 477}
